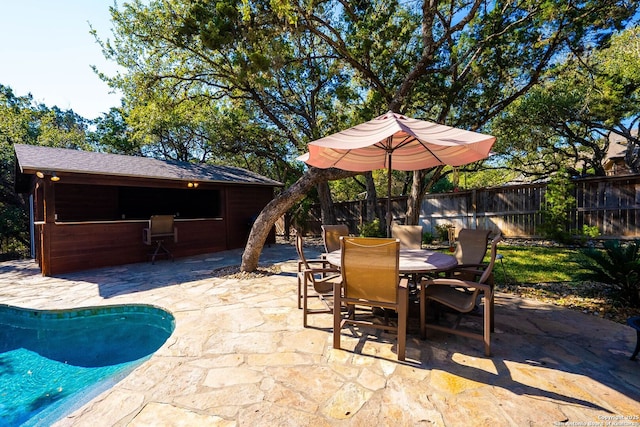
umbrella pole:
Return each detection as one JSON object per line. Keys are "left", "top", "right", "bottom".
{"left": 386, "top": 152, "right": 392, "bottom": 238}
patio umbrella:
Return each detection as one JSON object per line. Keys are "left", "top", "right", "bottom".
{"left": 297, "top": 111, "right": 496, "bottom": 236}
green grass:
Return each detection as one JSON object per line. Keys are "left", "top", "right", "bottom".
{"left": 489, "top": 245, "right": 640, "bottom": 325}
{"left": 490, "top": 246, "right": 586, "bottom": 285}
{"left": 434, "top": 244, "right": 640, "bottom": 324}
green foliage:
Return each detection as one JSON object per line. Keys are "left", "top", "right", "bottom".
{"left": 572, "top": 225, "right": 601, "bottom": 247}
{"left": 0, "top": 203, "right": 29, "bottom": 260}
{"left": 329, "top": 176, "right": 366, "bottom": 202}
{"left": 577, "top": 240, "right": 640, "bottom": 307}
{"left": 539, "top": 171, "right": 601, "bottom": 246}
{"left": 430, "top": 176, "right": 455, "bottom": 193}
{"left": 290, "top": 196, "right": 315, "bottom": 235}
{"left": 421, "top": 232, "right": 434, "bottom": 245}
{"left": 358, "top": 219, "right": 385, "bottom": 238}
{"left": 582, "top": 225, "right": 601, "bottom": 239}
{"left": 539, "top": 169, "right": 576, "bottom": 243}
{"left": 89, "top": 108, "right": 140, "bottom": 155}
{"left": 434, "top": 223, "right": 454, "bottom": 242}
{"left": 97, "top": 0, "right": 639, "bottom": 220}
{"left": 0, "top": 84, "right": 96, "bottom": 260}
{"left": 490, "top": 26, "right": 640, "bottom": 178}
{"left": 427, "top": 167, "right": 518, "bottom": 193}
{"left": 456, "top": 167, "right": 518, "bottom": 190}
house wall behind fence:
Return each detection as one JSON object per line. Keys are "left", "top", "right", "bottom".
{"left": 293, "top": 174, "right": 640, "bottom": 239}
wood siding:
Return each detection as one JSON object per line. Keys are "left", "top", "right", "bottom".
{"left": 38, "top": 219, "right": 228, "bottom": 275}
{"left": 225, "top": 185, "right": 276, "bottom": 248}
{"left": 33, "top": 181, "right": 277, "bottom": 275}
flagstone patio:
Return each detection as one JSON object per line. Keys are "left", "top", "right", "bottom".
{"left": 1, "top": 242, "right": 639, "bottom": 426}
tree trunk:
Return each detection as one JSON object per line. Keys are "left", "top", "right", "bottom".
{"left": 364, "top": 172, "right": 377, "bottom": 223}
{"left": 283, "top": 212, "right": 292, "bottom": 241}
{"left": 405, "top": 170, "right": 423, "bottom": 225}
{"left": 317, "top": 180, "right": 336, "bottom": 224}
{"left": 625, "top": 127, "right": 640, "bottom": 173}
{"left": 406, "top": 166, "right": 445, "bottom": 226}
{"left": 241, "top": 167, "right": 356, "bottom": 271}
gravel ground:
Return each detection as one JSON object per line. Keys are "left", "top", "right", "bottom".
{"left": 497, "top": 280, "right": 639, "bottom": 325}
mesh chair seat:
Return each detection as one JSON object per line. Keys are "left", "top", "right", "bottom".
{"left": 334, "top": 237, "right": 408, "bottom": 361}
{"left": 421, "top": 232, "right": 502, "bottom": 356}
{"left": 391, "top": 225, "right": 423, "bottom": 249}
{"left": 321, "top": 224, "right": 350, "bottom": 254}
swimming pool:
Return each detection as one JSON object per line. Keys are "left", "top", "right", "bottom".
{"left": 0, "top": 304, "right": 175, "bottom": 426}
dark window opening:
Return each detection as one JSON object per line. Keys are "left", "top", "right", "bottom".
{"left": 54, "top": 184, "right": 222, "bottom": 221}
{"left": 119, "top": 187, "right": 221, "bottom": 219}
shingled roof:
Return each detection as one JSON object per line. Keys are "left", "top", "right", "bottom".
{"left": 14, "top": 144, "right": 282, "bottom": 187}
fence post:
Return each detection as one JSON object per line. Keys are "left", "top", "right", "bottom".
{"left": 472, "top": 189, "right": 477, "bottom": 229}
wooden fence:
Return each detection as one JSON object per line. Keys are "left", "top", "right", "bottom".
{"left": 298, "top": 174, "right": 640, "bottom": 239}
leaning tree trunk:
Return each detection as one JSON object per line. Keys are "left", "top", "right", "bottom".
{"left": 241, "top": 167, "right": 356, "bottom": 271}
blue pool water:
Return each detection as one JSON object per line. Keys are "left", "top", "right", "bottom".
{"left": 0, "top": 304, "right": 175, "bottom": 426}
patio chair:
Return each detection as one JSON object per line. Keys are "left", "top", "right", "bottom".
{"left": 391, "top": 224, "right": 423, "bottom": 287}
{"left": 295, "top": 234, "right": 341, "bottom": 327}
{"left": 333, "top": 237, "right": 408, "bottom": 361}
{"left": 321, "top": 224, "right": 350, "bottom": 254}
{"left": 446, "top": 228, "right": 492, "bottom": 280}
{"left": 455, "top": 230, "right": 502, "bottom": 332}
{"left": 143, "top": 215, "right": 178, "bottom": 264}
{"left": 391, "top": 224, "right": 423, "bottom": 249}
{"left": 420, "top": 232, "right": 502, "bottom": 356}
{"left": 453, "top": 228, "right": 492, "bottom": 266}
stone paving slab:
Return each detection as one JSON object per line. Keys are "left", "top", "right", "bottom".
{"left": 0, "top": 243, "right": 639, "bottom": 426}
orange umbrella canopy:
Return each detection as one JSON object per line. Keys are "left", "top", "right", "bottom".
{"left": 298, "top": 111, "right": 496, "bottom": 236}
{"left": 299, "top": 111, "right": 495, "bottom": 171}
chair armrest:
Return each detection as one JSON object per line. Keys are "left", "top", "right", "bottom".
{"left": 422, "top": 277, "right": 492, "bottom": 292}
{"left": 452, "top": 263, "right": 486, "bottom": 270}
{"left": 142, "top": 228, "right": 150, "bottom": 245}
{"left": 306, "top": 258, "right": 331, "bottom": 264}
{"left": 306, "top": 259, "right": 335, "bottom": 269}
{"left": 303, "top": 267, "right": 340, "bottom": 276}
{"left": 454, "top": 266, "right": 487, "bottom": 277}
{"left": 447, "top": 263, "right": 487, "bottom": 280}
{"left": 298, "top": 259, "right": 334, "bottom": 272}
